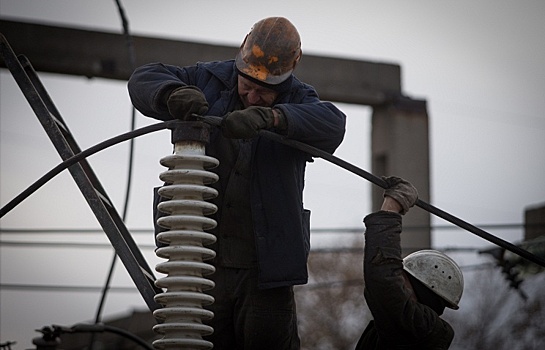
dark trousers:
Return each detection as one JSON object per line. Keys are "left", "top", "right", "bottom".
{"left": 203, "top": 266, "right": 300, "bottom": 350}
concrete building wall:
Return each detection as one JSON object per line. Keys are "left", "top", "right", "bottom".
{"left": 525, "top": 203, "right": 545, "bottom": 240}
{"left": 371, "top": 96, "right": 431, "bottom": 255}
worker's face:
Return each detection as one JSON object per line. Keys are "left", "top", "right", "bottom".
{"left": 237, "top": 75, "right": 279, "bottom": 108}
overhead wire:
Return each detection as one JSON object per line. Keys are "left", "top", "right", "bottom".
{"left": 0, "top": 283, "right": 138, "bottom": 293}
{"left": 0, "top": 121, "right": 174, "bottom": 218}
{"left": 0, "top": 121, "right": 170, "bottom": 350}
{"left": 2, "top": 14, "right": 540, "bottom": 345}
{"left": 196, "top": 114, "right": 545, "bottom": 268}
{"left": 0, "top": 222, "right": 535, "bottom": 234}
{"left": 0, "top": 48, "right": 542, "bottom": 344}
{"left": 0, "top": 239, "right": 490, "bottom": 256}
{"left": 1, "top": 119, "right": 542, "bottom": 265}
{"left": 0, "top": 263, "right": 499, "bottom": 294}
{"left": 258, "top": 131, "right": 545, "bottom": 267}
{"left": 91, "top": 0, "right": 138, "bottom": 333}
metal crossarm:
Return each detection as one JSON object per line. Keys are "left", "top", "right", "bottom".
{"left": 0, "top": 34, "right": 161, "bottom": 311}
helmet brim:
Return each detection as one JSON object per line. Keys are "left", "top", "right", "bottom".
{"left": 235, "top": 51, "right": 294, "bottom": 86}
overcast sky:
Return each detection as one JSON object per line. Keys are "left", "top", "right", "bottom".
{"left": 1, "top": 0, "right": 544, "bottom": 348}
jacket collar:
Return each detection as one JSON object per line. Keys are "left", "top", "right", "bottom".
{"left": 200, "top": 59, "right": 239, "bottom": 88}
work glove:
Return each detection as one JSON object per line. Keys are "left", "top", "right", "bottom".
{"left": 166, "top": 86, "right": 209, "bottom": 120}
{"left": 382, "top": 176, "right": 418, "bottom": 215}
{"left": 222, "top": 106, "right": 275, "bottom": 139}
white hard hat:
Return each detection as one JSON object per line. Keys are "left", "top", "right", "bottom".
{"left": 403, "top": 250, "right": 464, "bottom": 309}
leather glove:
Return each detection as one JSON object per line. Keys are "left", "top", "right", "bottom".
{"left": 222, "top": 106, "right": 274, "bottom": 139}
{"left": 382, "top": 176, "right": 418, "bottom": 215}
{"left": 166, "top": 86, "right": 209, "bottom": 120}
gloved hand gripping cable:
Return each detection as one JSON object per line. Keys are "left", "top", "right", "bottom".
{"left": 195, "top": 114, "right": 545, "bottom": 269}
{"left": 2, "top": 115, "right": 543, "bottom": 268}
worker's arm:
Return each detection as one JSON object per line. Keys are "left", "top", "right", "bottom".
{"left": 362, "top": 177, "right": 454, "bottom": 348}
{"left": 127, "top": 62, "right": 204, "bottom": 121}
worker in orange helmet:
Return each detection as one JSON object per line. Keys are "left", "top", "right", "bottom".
{"left": 356, "top": 176, "right": 464, "bottom": 349}
{"left": 128, "top": 17, "right": 346, "bottom": 349}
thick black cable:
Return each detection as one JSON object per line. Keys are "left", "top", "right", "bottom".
{"left": 258, "top": 129, "right": 545, "bottom": 268}
{"left": 0, "top": 222, "right": 536, "bottom": 234}
{"left": 114, "top": 0, "right": 137, "bottom": 224}
{"left": 265, "top": 130, "right": 545, "bottom": 267}
{"left": 4, "top": 115, "right": 541, "bottom": 268}
{"left": 196, "top": 114, "right": 545, "bottom": 268}
{"left": 0, "top": 121, "right": 175, "bottom": 218}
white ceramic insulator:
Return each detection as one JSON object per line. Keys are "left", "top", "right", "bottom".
{"left": 153, "top": 140, "right": 219, "bottom": 350}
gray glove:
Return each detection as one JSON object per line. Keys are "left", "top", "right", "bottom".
{"left": 222, "top": 106, "right": 275, "bottom": 139}
{"left": 166, "top": 86, "right": 209, "bottom": 120}
{"left": 382, "top": 176, "right": 418, "bottom": 215}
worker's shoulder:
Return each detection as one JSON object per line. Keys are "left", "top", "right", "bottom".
{"left": 419, "top": 316, "right": 454, "bottom": 349}
{"left": 195, "top": 59, "right": 235, "bottom": 72}
{"left": 194, "top": 60, "right": 236, "bottom": 86}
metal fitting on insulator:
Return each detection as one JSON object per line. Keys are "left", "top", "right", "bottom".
{"left": 153, "top": 121, "right": 218, "bottom": 350}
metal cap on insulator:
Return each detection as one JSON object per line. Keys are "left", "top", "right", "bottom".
{"left": 170, "top": 121, "right": 211, "bottom": 145}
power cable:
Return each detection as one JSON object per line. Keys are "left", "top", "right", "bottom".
{"left": 0, "top": 263, "right": 503, "bottom": 294}
{"left": 259, "top": 131, "right": 545, "bottom": 268}
{"left": 305, "top": 264, "right": 498, "bottom": 290}
{"left": 0, "top": 121, "right": 174, "bottom": 218}
{"left": 0, "top": 222, "right": 536, "bottom": 234}
{"left": 302, "top": 263, "right": 498, "bottom": 291}
{"left": 0, "top": 240, "right": 485, "bottom": 256}
{"left": 92, "top": 0, "right": 138, "bottom": 335}
{"left": 197, "top": 114, "right": 545, "bottom": 268}
{"left": 0, "top": 240, "right": 157, "bottom": 249}
{"left": 0, "top": 283, "right": 139, "bottom": 293}
{"left": 2, "top": 116, "right": 542, "bottom": 267}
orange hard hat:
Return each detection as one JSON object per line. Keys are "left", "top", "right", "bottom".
{"left": 235, "top": 17, "right": 302, "bottom": 85}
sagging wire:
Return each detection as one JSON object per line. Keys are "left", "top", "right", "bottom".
{"left": 91, "top": 0, "right": 139, "bottom": 337}
{"left": 197, "top": 114, "right": 545, "bottom": 269}
{"left": 302, "top": 262, "right": 500, "bottom": 291}
{"left": 0, "top": 121, "right": 175, "bottom": 218}
{"left": 2, "top": 113, "right": 544, "bottom": 271}
{"left": 261, "top": 128, "right": 545, "bottom": 268}
{"left": 0, "top": 123, "right": 171, "bottom": 349}
{"left": 0, "top": 222, "right": 537, "bottom": 234}
{"left": 2, "top": 116, "right": 544, "bottom": 281}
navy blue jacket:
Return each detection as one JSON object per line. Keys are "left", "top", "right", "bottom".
{"left": 128, "top": 60, "right": 346, "bottom": 289}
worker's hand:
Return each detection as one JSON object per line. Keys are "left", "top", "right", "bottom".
{"left": 222, "top": 106, "right": 275, "bottom": 139}
{"left": 382, "top": 176, "right": 418, "bottom": 215}
{"left": 167, "top": 86, "right": 209, "bottom": 120}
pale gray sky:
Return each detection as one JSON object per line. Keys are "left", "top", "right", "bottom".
{"left": 1, "top": 1, "right": 544, "bottom": 348}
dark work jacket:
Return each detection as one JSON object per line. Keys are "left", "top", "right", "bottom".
{"left": 128, "top": 60, "right": 346, "bottom": 289}
{"left": 355, "top": 211, "right": 454, "bottom": 349}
